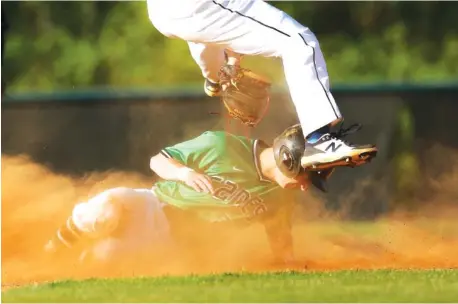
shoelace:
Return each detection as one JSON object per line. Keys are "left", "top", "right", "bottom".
{"left": 329, "top": 123, "right": 362, "bottom": 146}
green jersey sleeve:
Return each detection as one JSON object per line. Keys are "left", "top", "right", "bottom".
{"left": 161, "top": 131, "right": 227, "bottom": 170}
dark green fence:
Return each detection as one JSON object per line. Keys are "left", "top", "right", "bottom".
{"left": 2, "top": 83, "right": 458, "bottom": 219}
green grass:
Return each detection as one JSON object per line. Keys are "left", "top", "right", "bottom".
{"left": 3, "top": 269, "right": 458, "bottom": 303}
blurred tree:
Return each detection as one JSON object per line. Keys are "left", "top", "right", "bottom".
{"left": 2, "top": 9, "right": 9, "bottom": 96}
{"left": 1, "top": 1, "right": 457, "bottom": 93}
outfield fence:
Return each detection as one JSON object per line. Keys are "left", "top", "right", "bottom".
{"left": 2, "top": 83, "right": 458, "bottom": 219}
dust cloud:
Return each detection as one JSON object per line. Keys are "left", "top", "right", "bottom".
{"left": 2, "top": 149, "right": 458, "bottom": 290}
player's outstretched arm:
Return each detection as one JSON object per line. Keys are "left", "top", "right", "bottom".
{"left": 262, "top": 199, "right": 295, "bottom": 265}
{"left": 150, "top": 153, "right": 214, "bottom": 194}
{"left": 264, "top": 218, "right": 294, "bottom": 264}
{"left": 150, "top": 153, "right": 192, "bottom": 181}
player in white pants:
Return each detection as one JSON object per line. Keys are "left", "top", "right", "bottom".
{"left": 44, "top": 187, "right": 172, "bottom": 263}
{"left": 147, "top": 0, "right": 377, "bottom": 171}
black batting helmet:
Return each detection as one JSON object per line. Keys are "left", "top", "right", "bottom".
{"left": 273, "top": 124, "right": 306, "bottom": 178}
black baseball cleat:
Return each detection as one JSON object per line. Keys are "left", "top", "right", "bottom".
{"left": 204, "top": 78, "right": 222, "bottom": 97}
{"left": 301, "top": 124, "right": 377, "bottom": 171}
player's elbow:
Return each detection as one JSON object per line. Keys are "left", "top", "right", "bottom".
{"left": 149, "top": 154, "right": 161, "bottom": 173}
{"left": 149, "top": 153, "right": 171, "bottom": 177}
{"left": 150, "top": 153, "right": 187, "bottom": 181}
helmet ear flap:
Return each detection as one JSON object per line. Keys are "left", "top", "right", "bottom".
{"left": 273, "top": 123, "right": 306, "bottom": 179}
{"left": 277, "top": 145, "right": 301, "bottom": 178}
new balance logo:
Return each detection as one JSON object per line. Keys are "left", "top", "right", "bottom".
{"left": 325, "top": 142, "right": 342, "bottom": 153}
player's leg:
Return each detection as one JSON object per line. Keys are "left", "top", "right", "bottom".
{"left": 147, "top": 0, "right": 376, "bottom": 169}
{"left": 79, "top": 188, "right": 173, "bottom": 264}
{"left": 44, "top": 188, "right": 123, "bottom": 254}
{"left": 148, "top": 0, "right": 339, "bottom": 131}
{"left": 200, "top": 1, "right": 343, "bottom": 136}
{"left": 44, "top": 187, "right": 172, "bottom": 264}
{"left": 187, "top": 42, "right": 226, "bottom": 97}
{"left": 148, "top": 0, "right": 338, "bottom": 129}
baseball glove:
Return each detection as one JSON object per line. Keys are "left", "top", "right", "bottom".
{"left": 218, "top": 64, "right": 271, "bottom": 127}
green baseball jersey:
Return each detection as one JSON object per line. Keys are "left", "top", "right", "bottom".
{"left": 154, "top": 131, "right": 295, "bottom": 224}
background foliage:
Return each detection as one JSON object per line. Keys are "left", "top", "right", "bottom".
{"left": 2, "top": 1, "right": 458, "bottom": 93}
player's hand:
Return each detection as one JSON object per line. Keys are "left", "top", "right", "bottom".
{"left": 178, "top": 168, "right": 214, "bottom": 194}
{"left": 271, "top": 253, "right": 307, "bottom": 270}
{"left": 225, "top": 49, "right": 243, "bottom": 66}
{"left": 273, "top": 251, "right": 295, "bottom": 265}
{"left": 222, "top": 49, "right": 243, "bottom": 91}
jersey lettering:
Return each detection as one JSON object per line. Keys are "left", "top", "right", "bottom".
{"left": 231, "top": 189, "right": 250, "bottom": 205}
{"left": 212, "top": 179, "right": 237, "bottom": 201}
{"left": 211, "top": 176, "right": 267, "bottom": 219}
{"left": 241, "top": 196, "right": 267, "bottom": 219}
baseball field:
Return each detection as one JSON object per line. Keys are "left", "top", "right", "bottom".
{"left": 3, "top": 270, "right": 458, "bottom": 302}
{"left": 2, "top": 154, "right": 458, "bottom": 302}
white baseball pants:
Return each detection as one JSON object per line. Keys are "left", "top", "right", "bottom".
{"left": 71, "top": 187, "right": 171, "bottom": 263}
{"left": 147, "top": 0, "right": 342, "bottom": 136}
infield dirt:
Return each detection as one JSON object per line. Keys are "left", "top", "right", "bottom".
{"left": 2, "top": 150, "right": 458, "bottom": 289}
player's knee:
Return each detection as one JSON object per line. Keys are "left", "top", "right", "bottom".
{"left": 72, "top": 187, "right": 131, "bottom": 238}
{"left": 146, "top": 4, "right": 173, "bottom": 38}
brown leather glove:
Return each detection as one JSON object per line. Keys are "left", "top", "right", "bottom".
{"left": 218, "top": 65, "right": 271, "bottom": 127}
